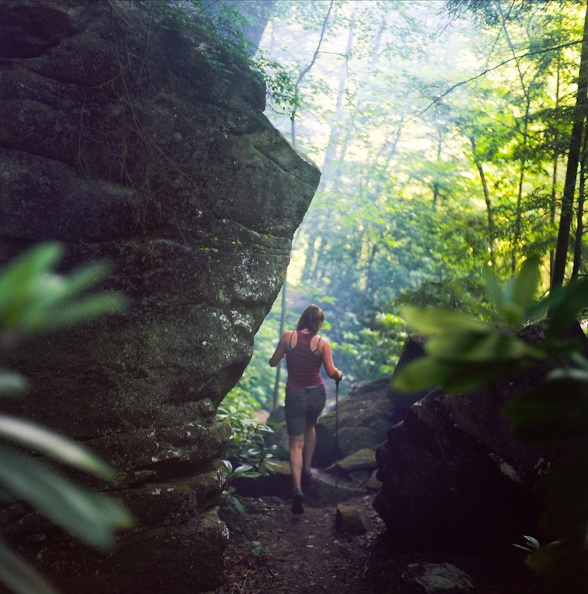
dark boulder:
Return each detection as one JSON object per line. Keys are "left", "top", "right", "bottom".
{"left": 374, "top": 324, "right": 582, "bottom": 553}
{"left": 315, "top": 340, "right": 429, "bottom": 469}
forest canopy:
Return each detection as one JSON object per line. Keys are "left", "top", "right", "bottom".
{"left": 223, "top": 0, "right": 588, "bottom": 410}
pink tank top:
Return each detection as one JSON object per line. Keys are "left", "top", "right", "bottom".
{"left": 285, "top": 331, "right": 324, "bottom": 391}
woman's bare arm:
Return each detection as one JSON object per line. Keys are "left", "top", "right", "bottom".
{"left": 319, "top": 338, "right": 343, "bottom": 380}
{"left": 269, "top": 332, "right": 291, "bottom": 367}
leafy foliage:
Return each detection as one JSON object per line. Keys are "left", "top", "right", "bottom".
{"left": 394, "top": 256, "right": 588, "bottom": 593}
{"left": 0, "top": 242, "right": 133, "bottom": 594}
{"left": 139, "top": 0, "right": 299, "bottom": 116}
{"left": 252, "top": 0, "right": 588, "bottom": 391}
{"left": 217, "top": 401, "right": 287, "bottom": 530}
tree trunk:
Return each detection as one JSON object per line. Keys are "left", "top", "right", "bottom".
{"left": 549, "top": 47, "right": 562, "bottom": 279}
{"left": 470, "top": 136, "right": 496, "bottom": 267}
{"left": 552, "top": 2, "right": 588, "bottom": 289}
{"left": 496, "top": 3, "right": 531, "bottom": 274}
{"left": 572, "top": 125, "right": 588, "bottom": 279}
{"left": 290, "top": 1, "right": 333, "bottom": 146}
{"left": 272, "top": 283, "right": 287, "bottom": 410}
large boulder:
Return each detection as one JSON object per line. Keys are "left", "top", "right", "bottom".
{"left": 314, "top": 339, "right": 429, "bottom": 470}
{"left": 314, "top": 378, "right": 396, "bottom": 468}
{"left": 0, "top": 2, "right": 320, "bottom": 593}
{"left": 374, "top": 324, "right": 582, "bottom": 553}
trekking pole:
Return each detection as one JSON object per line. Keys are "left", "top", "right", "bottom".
{"left": 335, "top": 378, "right": 340, "bottom": 490}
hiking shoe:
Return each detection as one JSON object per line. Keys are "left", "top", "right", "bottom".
{"left": 301, "top": 470, "right": 312, "bottom": 486}
{"left": 292, "top": 488, "right": 304, "bottom": 515}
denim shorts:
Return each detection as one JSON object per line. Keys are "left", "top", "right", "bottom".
{"left": 284, "top": 385, "right": 327, "bottom": 436}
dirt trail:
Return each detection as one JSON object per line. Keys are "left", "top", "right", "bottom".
{"left": 214, "top": 493, "right": 544, "bottom": 594}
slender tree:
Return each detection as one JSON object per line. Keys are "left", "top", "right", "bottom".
{"left": 552, "top": 2, "right": 588, "bottom": 288}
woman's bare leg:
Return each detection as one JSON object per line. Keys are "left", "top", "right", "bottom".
{"left": 289, "top": 435, "right": 304, "bottom": 490}
{"left": 302, "top": 423, "right": 316, "bottom": 474}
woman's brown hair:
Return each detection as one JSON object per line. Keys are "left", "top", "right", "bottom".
{"left": 296, "top": 304, "right": 325, "bottom": 335}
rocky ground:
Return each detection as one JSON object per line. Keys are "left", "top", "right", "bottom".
{"left": 213, "top": 489, "right": 545, "bottom": 594}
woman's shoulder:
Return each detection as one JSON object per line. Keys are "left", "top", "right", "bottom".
{"left": 283, "top": 330, "right": 297, "bottom": 346}
{"left": 316, "top": 334, "right": 330, "bottom": 348}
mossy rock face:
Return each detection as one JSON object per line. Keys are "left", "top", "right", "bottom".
{"left": 0, "top": 1, "right": 320, "bottom": 592}
{"left": 314, "top": 378, "right": 397, "bottom": 467}
{"left": 331, "top": 448, "right": 377, "bottom": 472}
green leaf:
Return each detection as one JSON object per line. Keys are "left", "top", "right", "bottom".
{"left": 0, "top": 537, "right": 58, "bottom": 594}
{"left": 30, "top": 293, "right": 127, "bottom": 333}
{"left": 0, "top": 416, "right": 115, "bottom": 481}
{"left": 0, "top": 244, "right": 63, "bottom": 328}
{"left": 0, "top": 448, "right": 133, "bottom": 549}
{"left": 526, "top": 533, "right": 588, "bottom": 594}
{"left": 399, "top": 306, "right": 489, "bottom": 335}
{"left": 426, "top": 330, "right": 535, "bottom": 363}
{"left": 482, "top": 265, "right": 505, "bottom": 314}
{"left": 501, "top": 301, "right": 526, "bottom": 327}
{"left": 544, "top": 278, "right": 588, "bottom": 342}
{"left": 509, "top": 255, "right": 541, "bottom": 313}
{"left": 392, "top": 357, "right": 454, "bottom": 393}
{"left": 442, "top": 361, "right": 524, "bottom": 393}
{"left": 233, "top": 464, "right": 253, "bottom": 474}
{"left": 505, "top": 370, "right": 588, "bottom": 445}
{"left": 231, "top": 496, "right": 247, "bottom": 516}
{"left": 17, "top": 262, "right": 113, "bottom": 329}
{"left": 0, "top": 243, "right": 63, "bottom": 301}
{"left": 539, "top": 450, "right": 588, "bottom": 537}
{"left": 0, "top": 242, "right": 126, "bottom": 337}
{"left": 273, "top": 446, "right": 289, "bottom": 460}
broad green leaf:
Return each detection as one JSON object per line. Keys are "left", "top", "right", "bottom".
{"left": 525, "top": 538, "right": 588, "bottom": 593}
{"left": 53, "top": 262, "right": 113, "bottom": 298}
{"left": 501, "top": 302, "right": 526, "bottom": 327}
{"left": 0, "top": 416, "right": 115, "bottom": 481}
{"left": 0, "top": 537, "right": 58, "bottom": 594}
{"left": 426, "top": 330, "right": 535, "bottom": 362}
{"left": 482, "top": 265, "right": 505, "bottom": 314}
{"left": 16, "top": 275, "right": 86, "bottom": 327}
{"left": 262, "top": 459, "right": 283, "bottom": 474}
{"left": 233, "top": 464, "right": 254, "bottom": 474}
{"left": 392, "top": 357, "right": 455, "bottom": 393}
{"left": 570, "top": 352, "right": 588, "bottom": 372}
{"left": 276, "top": 446, "right": 289, "bottom": 459}
{"left": 18, "top": 262, "right": 116, "bottom": 330}
{"left": 399, "top": 306, "right": 488, "bottom": 335}
{"left": 544, "top": 278, "right": 588, "bottom": 342}
{"left": 234, "top": 470, "right": 262, "bottom": 479}
{"left": 0, "top": 244, "right": 63, "bottom": 328}
{"left": 0, "top": 448, "right": 133, "bottom": 549}
{"left": 509, "top": 255, "right": 541, "bottom": 313}
{"left": 505, "top": 371, "right": 588, "bottom": 445}
{"left": 0, "top": 242, "right": 125, "bottom": 336}
{"left": 0, "top": 243, "right": 63, "bottom": 304}
{"left": 27, "top": 294, "right": 127, "bottom": 334}
{"left": 231, "top": 496, "right": 247, "bottom": 516}
{"left": 539, "top": 451, "right": 588, "bottom": 537}
{"left": 442, "top": 359, "right": 527, "bottom": 393}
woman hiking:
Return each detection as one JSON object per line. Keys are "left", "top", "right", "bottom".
{"left": 269, "top": 304, "right": 343, "bottom": 514}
